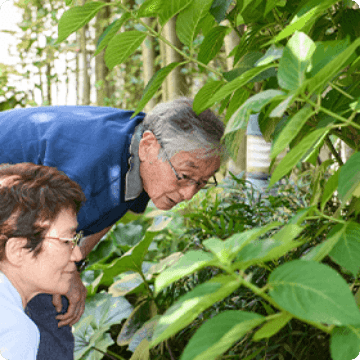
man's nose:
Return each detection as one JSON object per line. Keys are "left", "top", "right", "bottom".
{"left": 70, "top": 245, "right": 83, "bottom": 262}
{"left": 178, "top": 184, "right": 199, "bottom": 201}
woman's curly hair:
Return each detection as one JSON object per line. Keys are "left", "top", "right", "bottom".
{"left": 0, "top": 163, "right": 86, "bottom": 259}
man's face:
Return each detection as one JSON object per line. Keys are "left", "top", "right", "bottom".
{"left": 139, "top": 132, "right": 221, "bottom": 210}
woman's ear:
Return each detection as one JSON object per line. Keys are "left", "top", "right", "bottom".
{"left": 139, "top": 131, "right": 160, "bottom": 162}
{"left": 4, "top": 237, "right": 29, "bottom": 266}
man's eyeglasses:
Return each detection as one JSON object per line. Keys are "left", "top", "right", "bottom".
{"left": 45, "top": 231, "right": 84, "bottom": 250}
{"left": 161, "top": 145, "right": 217, "bottom": 189}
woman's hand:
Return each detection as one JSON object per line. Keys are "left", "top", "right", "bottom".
{"left": 52, "top": 271, "right": 87, "bottom": 327}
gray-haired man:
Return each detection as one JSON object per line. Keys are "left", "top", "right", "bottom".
{"left": 0, "top": 97, "right": 225, "bottom": 359}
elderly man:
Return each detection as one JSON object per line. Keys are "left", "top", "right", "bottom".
{"left": 0, "top": 97, "right": 224, "bottom": 359}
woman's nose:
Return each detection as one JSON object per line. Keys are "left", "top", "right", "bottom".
{"left": 70, "top": 245, "right": 83, "bottom": 262}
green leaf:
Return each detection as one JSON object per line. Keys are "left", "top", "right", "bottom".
{"left": 176, "top": 0, "right": 213, "bottom": 46}
{"left": 306, "top": 37, "right": 360, "bottom": 95}
{"left": 253, "top": 312, "right": 292, "bottom": 341}
{"left": 234, "top": 238, "right": 304, "bottom": 269}
{"left": 302, "top": 223, "right": 346, "bottom": 262}
{"left": 180, "top": 311, "right": 265, "bottom": 360}
{"left": 338, "top": 152, "right": 360, "bottom": 203}
{"left": 271, "top": 106, "right": 315, "bottom": 159}
{"left": 155, "top": 250, "right": 219, "bottom": 293}
{"left": 94, "top": 13, "right": 131, "bottom": 56}
{"left": 269, "top": 260, "right": 360, "bottom": 325}
{"left": 309, "top": 39, "right": 350, "bottom": 77}
{"left": 128, "top": 316, "right": 160, "bottom": 352}
{"left": 198, "top": 26, "right": 229, "bottom": 65}
{"left": 129, "top": 339, "right": 150, "bottom": 360}
{"left": 159, "top": 0, "right": 192, "bottom": 26}
{"left": 269, "top": 94, "right": 294, "bottom": 118}
{"left": 105, "top": 31, "right": 147, "bottom": 70}
{"left": 271, "top": 0, "right": 339, "bottom": 44}
{"left": 224, "top": 90, "right": 285, "bottom": 137}
{"left": 74, "top": 293, "right": 133, "bottom": 360}
{"left": 264, "top": 0, "right": 286, "bottom": 16}
{"left": 210, "top": 0, "right": 232, "bottom": 23}
{"left": 330, "top": 325, "right": 360, "bottom": 360}
{"left": 101, "top": 231, "right": 158, "bottom": 285}
{"left": 210, "top": 64, "right": 277, "bottom": 108}
{"left": 109, "top": 273, "right": 144, "bottom": 297}
{"left": 225, "top": 88, "right": 249, "bottom": 122}
{"left": 138, "top": 0, "right": 163, "bottom": 17}
{"left": 278, "top": 31, "right": 316, "bottom": 91}
{"left": 133, "top": 62, "right": 180, "bottom": 116}
{"left": 255, "top": 45, "right": 284, "bottom": 66}
{"left": 57, "top": 2, "right": 108, "bottom": 44}
{"left": 329, "top": 222, "right": 360, "bottom": 277}
{"left": 269, "top": 128, "right": 329, "bottom": 187}
{"left": 321, "top": 168, "right": 340, "bottom": 210}
{"left": 117, "top": 302, "right": 151, "bottom": 346}
{"left": 203, "top": 237, "right": 232, "bottom": 265}
{"left": 151, "top": 275, "right": 240, "bottom": 347}
{"left": 193, "top": 80, "right": 225, "bottom": 115}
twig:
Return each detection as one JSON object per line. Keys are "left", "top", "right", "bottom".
{"left": 166, "top": 340, "right": 176, "bottom": 360}
{"left": 324, "top": 135, "right": 343, "bottom": 166}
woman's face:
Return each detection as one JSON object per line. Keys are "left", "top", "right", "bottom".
{"left": 20, "top": 208, "right": 82, "bottom": 301}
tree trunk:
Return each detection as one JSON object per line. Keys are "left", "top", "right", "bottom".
{"left": 141, "top": 17, "right": 156, "bottom": 112}
{"left": 163, "top": 17, "right": 187, "bottom": 101}
{"left": 81, "top": 0, "right": 91, "bottom": 105}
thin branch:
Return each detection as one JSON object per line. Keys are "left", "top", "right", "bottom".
{"left": 324, "top": 135, "right": 343, "bottom": 166}
{"left": 166, "top": 340, "right": 176, "bottom": 360}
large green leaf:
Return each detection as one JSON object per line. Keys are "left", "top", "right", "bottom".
{"left": 330, "top": 325, "right": 360, "bottom": 360}
{"left": 180, "top": 311, "right": 265, "bottom": 360}
{"left": 329, "top": 222, "right": 360, "bottom": 277}
{"left": 271, "top": 106, "right": 315, "bottom": 159}
{"left": 159, "top": 0, "right": 192, "bottom": 27}
{"left": 210, "top": 0, "right": 232, "bottom": 23}
{"left": 57, "top": 2, "right": 108, "bottom": 43}
{"left": 193, "top": 80, "right": 225, "bottom": 115}
{"left": 255, "top": 45, "right": 284, "bottom": 66}
{"left": 74, "top": 293, "right": 133, "bottom": 360}
{"left": 129, "top": 339, "right": 150, "bottom": 360}
{"left": 225, "top": 88, "right": 249, "bottom": 122}
{"left": 94, "top": 13, "right": 131, "bottom": 56}
{"left": 128, "top": 316, "right": 160, "bottom": 352}
{"left": 101, "top": 231, "right": 158, "bottom": 285}
{"left": 278, "top": 31, "right": 316, "bottom": 91}
{"left": 268, "top": 260, "right": 360, "bottom": 325}
{"left": 105, "top": 31, "right": 147, "bottom": 70}
{"left": 223, "top": 222, "right": 282, "bottom": 262}
{"left": 198, "top": 26, "right": 229, "bottom": 65}
{"left": 338, "top": 152, "right": 360, "bottom": 204}
{"left": 306, "top": 37, "right": 360, "bottom": 95}
{"left": 269, "top": 128, "right": 329, "bottom": 186}
{"left": 271, "top": 0, "right": 339, "bottom": 44}
{"left": 210, "top": 64, "right": 277, "bottom": 107}
{"left": 155, "top": 250, "right": 219, "bottom": 293}
{"left": 176, "top": 0, "right": 213, "bottom": 46}
{"left": 138, "top": 0, "right": 163, "bottom": 17}
{"left": 224, "top": 90, "right": 285, "bottom": 136}
{"left": 133, "top": 62, "right": 180, "bottom": 116}
{"left": 309, "top": 39, "right": 350, "bottom": 78}
{"left": 151, "top": 275, "right": 240, "bottom": 347}
{"left": 302, "top": 223, "right": 345, "bottom": 262}
{"left": 253, "top": 312, "right": 293, "bottom": 341}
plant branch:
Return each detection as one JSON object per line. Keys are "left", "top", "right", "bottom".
{"left": 324, "top": 135, "right": 343, "bottom": 166}
{"left": 238, "top": 274, "right": 333, "bottom": 334}
{"left": 303, "top": 96, "right": 360, "bottom": 131}
{"left": 329, "top": 82, "right": 354, "bottom": 100}
{"left": 116, "top": 2, "right": 224, "bottom": 78}
{"left": 166, "top": 340, "right": 176, "bottom": 360}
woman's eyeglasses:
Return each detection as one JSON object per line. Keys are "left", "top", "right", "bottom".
{"left": 45, "top": 231, "right": 84, "bottom": 250}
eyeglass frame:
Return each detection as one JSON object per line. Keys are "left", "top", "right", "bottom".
{"left": 159, "top": 142, "right": 218, "bottom": 189}
{"left": 44, "top": 231, "right": 84, "bottom": 250}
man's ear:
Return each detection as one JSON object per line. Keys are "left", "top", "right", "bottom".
{"left": 4, "top": 237, "right": 29, "bottom": 266}
{"left": 139, "top": 131, "right": 160, "bottom": 162}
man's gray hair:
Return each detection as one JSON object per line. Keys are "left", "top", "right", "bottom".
{"left": 142, "top": 97, "right": 226, "bottom": 161}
